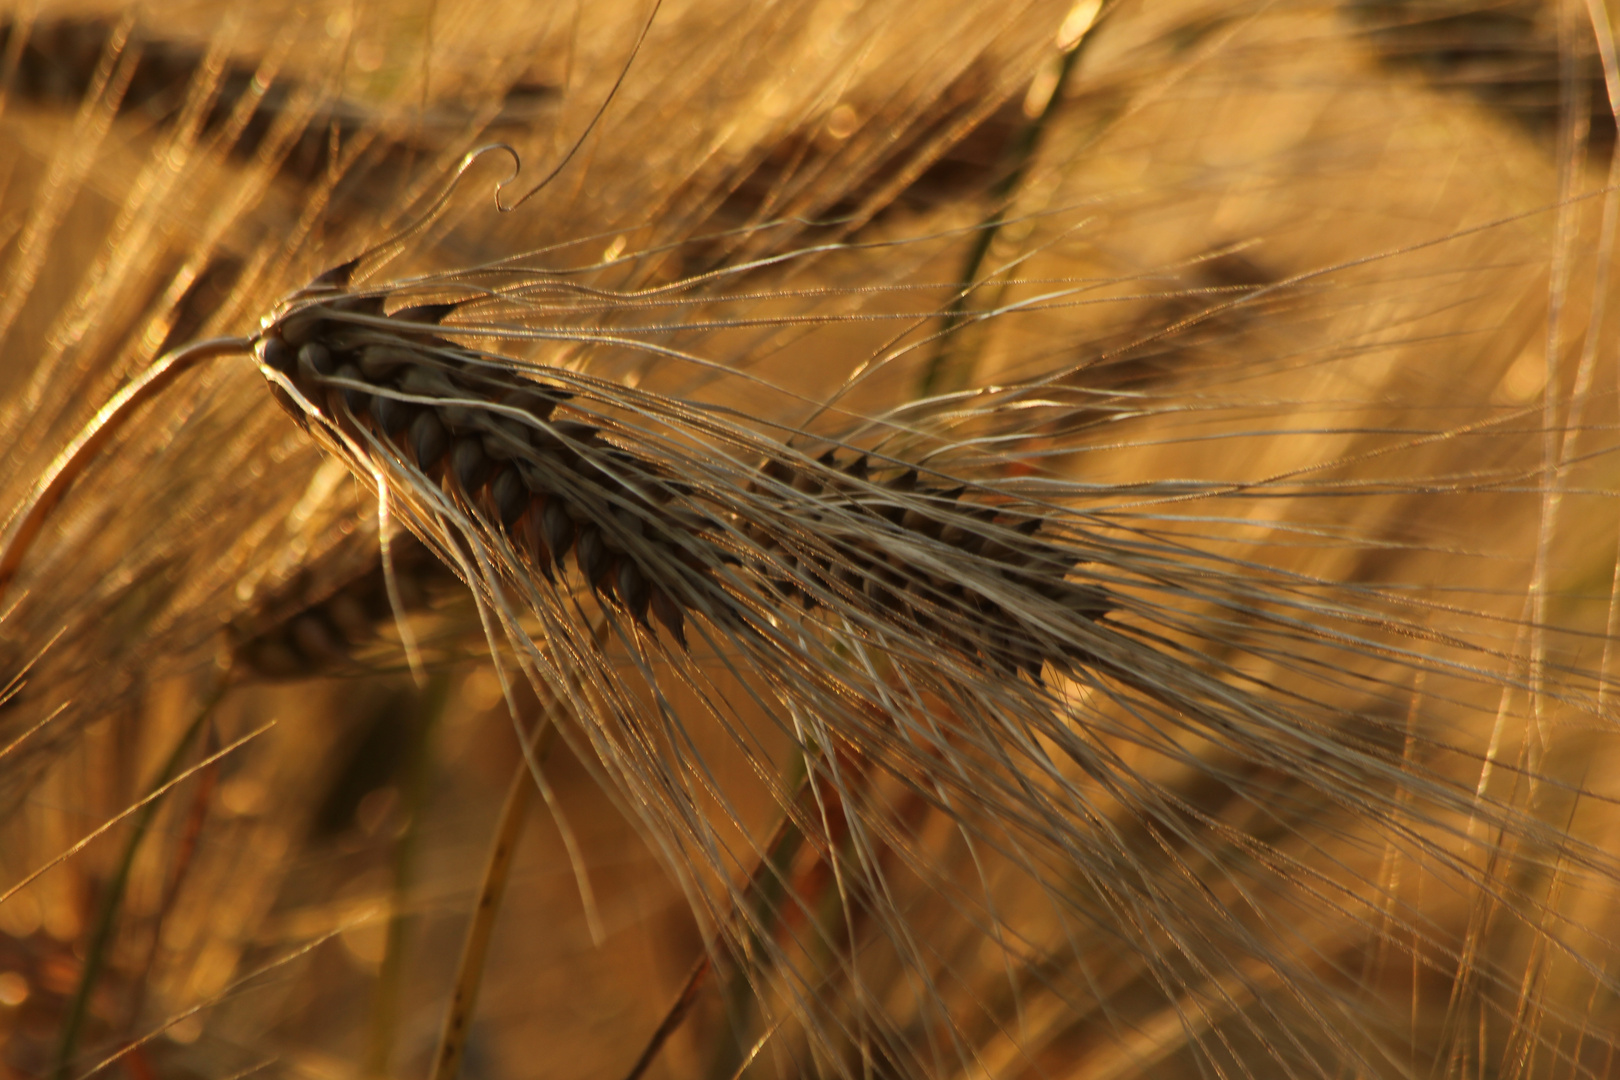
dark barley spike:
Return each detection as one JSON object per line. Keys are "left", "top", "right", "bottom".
{"left": 752, "top": 456, "right": 795, "bottom": 493}
{"left": 329, "top": 294, "right": 389, "bottom": 317}
{"left": 481, "top": 417, "right": 532, "bottom": 461}
{"left": 939, "top": 505, "right": 1000, "bottom": 554}
{"left": 441, "top": 401, "right": 479, "bottom": 435}
{"left": 612, "top": 507, "right": 645, "bottom": 541}
{"left": 255, "top": 282, "right": 1111, "bottom": 680}
{"left": 899, "top": 506, "right": 945, "bottom": 540}
{"left": 259, "top": 336, "right": 296, "bottom": 375}
{"left": 502, "top": 386, "right": 569, "bottom": 421}
{"left": 977, "top": 535, "right": 1021, "bottom": 567}
{"left": 359, "top": 344, "right": 417, "bottom": 379}
{"left": 269, "top": 384, "right": 311, "bottom": 430}
{"left": 390, "top": 302, "right": 459, "bottom": 324}
{"left": 370, "top": 393, "right": 414, "bottom": 435}
{"left": 517, "top": 461, "right": 549, "bottom": 494}
{"left": 617, "top": 560, "right": 652, "bottom": 624}
{"left": 765, "top": 574, "right": 802, "bottom": 606}
{"left": 490, "top": 468, "right": 529, "bottom": 526}
{"left": 649, "top": 588, "right": 686, "bottom": 648}
{"left": 399, "top": 364, "right": 461, "bottom": 400}
{"left": 531, "top": 419, "right": 598, "bottom": 451}
{"left": 862, "top": 573, "right": 893, "bottom": 610}
{"left": 289, "top": 298, "right": 388, "bottom": 355}
{"left": 734, "top": 450, "right": 1117, "bottom": 674}
{"left": 451, "top": 438, "right": 493, "bottom": 492}
{"left": 1056, "top": 582, "right": 1113, "bottom": 621}
{"left": 521, "top": 500, "right": 555, "bottom": 581}
{"left": 976, "top": 628, "right": 1013, "bottom": 670}
{"left": 576, "top": 524, "right": 609, "bottom": 588}
{"left": 310, "top": 258, "right": 360, "bottom": 289}
{"left": 542, "top": 500, "right": 575, "bottom": 570}
{"left": 410, "top": 410, "right": 450, "bottom": 473}
{"left": 298, "top": 342, "right": 335, "bottom": 377}
{"left": 276, "top": 312, "right": 325, "bottom": 348}
{"left": 335, "top": 364, "right": 369, "bottom": 413}
{"left": 874, "top": 500, "right": 907, "bottom": 526}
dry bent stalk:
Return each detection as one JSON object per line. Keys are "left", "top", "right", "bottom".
{"left": 252, "top": 264, "right": 1116, "bottom": 682}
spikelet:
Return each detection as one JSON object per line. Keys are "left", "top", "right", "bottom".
{"left": 4, "top": 2, "right": 1620, "bottom": 1080}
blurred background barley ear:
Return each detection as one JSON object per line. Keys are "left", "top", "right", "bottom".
{"left": 4, "top": 1, "right": 1620, "bottom": 1079}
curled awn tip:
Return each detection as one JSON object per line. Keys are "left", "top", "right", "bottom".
{"left": 494, "top": 0, "right": 664, "bottom": 214}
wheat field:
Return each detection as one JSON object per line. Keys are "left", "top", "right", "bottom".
{"left": 3, "top": 1, "right": 1620, "bottom": 1079}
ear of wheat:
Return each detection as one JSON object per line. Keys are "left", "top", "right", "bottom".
{"left": 4, "top": 2, "right": 1620, "bottom": 1080}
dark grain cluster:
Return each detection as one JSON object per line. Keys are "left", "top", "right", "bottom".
{"left": 253, "top": 276, "right": 1111, "bottom": 677}
{"left": 255, "top": 289, "right": 738, "bottom": 649}
{"left": 737, "top": 452, "right": 1111, "bottom": 678}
